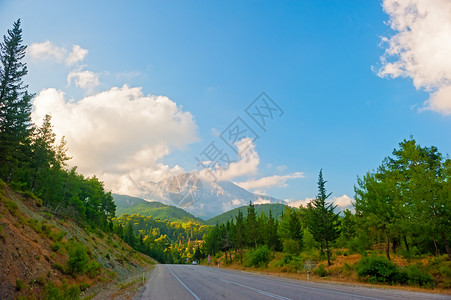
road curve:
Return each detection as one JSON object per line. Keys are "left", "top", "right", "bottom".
{"left": 135, "top": 264, "right": 450, "bottom": 300}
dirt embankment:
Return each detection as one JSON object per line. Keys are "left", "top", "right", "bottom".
{"left": 0, "top": 183, "right": 155, "bottom": 299}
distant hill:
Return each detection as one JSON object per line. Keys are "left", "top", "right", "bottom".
{"left": 137, "top": 173, "right": 287, "bottom": 219}
{"left": 205, "top": 203, "right": 287, "bottom": 225}
{"left": 113, "top": 193, "right": 204, "bottom": 223}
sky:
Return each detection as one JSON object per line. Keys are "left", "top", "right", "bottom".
{"left": 1, "top": 0, "right": 450, "bottom": 208}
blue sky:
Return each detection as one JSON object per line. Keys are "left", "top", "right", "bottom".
{"left": 1, "top": 0, "right": 450, "bottom": 207}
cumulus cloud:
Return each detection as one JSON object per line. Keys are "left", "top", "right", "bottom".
{"left": 66, "top": 45, "right": 88, "bottom": 66}
{"left": 67, "top": 69, "right": 99, "bottom": 91}
{"left": 31, "top": 85, "right": 198, "bottom": 195}
{"left": 286, "top": 194, "right": 353, "bottom": 209}
{"left": 332, "top": 194, "right": 353, "bottom": 207}
{"left": 198, "top": 137, "right": 260, "bottom": 182}
{"left": 235, "top": 172, "right": 304, "bottom": 191}
{"left": 28, "top": 41, "right": 87, "bottom": 66}
{"left": 286, "top": 197, "right": 314, "bottom": 208}
{"left": 377, "top": 0, "right": 451, "bottom": 115}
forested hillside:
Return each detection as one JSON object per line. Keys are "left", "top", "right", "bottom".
{"left": 113, "top": 193, "right": 204, "bottom": 223}
{"left": 205, "top": 203, "right": 286, "bottom": 225}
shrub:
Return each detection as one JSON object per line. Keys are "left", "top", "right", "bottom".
{"left": 439, "top": 263, "right": 451, "bottom": 277}
{"left": 405, "top": 265, "right": 435, "bottom": 288}
{"left": 49, "top": 230, "right": 66, "bottom": 242}
{"left": 343, "top": 262, "right": 353, "bottom": 275}
{"left": 16, "top": 279, "right": 24, "bottom": 291}
{"left": 66, "top": 244, "right": 89, "bottom": 275}
{"left": 347, "top": 232, "right": 371, "bottom": 254}
{"left": 52, "top": 263, "right": 65, "bottom": 273}
{"left": 356, "top": 256, "right": 399, "bottom": 284}
{"left": 246, "top": 246, "right": 271, "bottom": 267}
{"left": 86, "top": 260, "right": 102, "bottom": 278}
{"left": 282, "top": 239, "right": 298, "bottom": 254}
{"left": 44, "top": 282, "right": 80, "bottom": 300}
{"left": 313, "top": 263, "right": 328, "bottom": 277}
{"left": 51, "top": 242, "right": 60, "bottom": 252}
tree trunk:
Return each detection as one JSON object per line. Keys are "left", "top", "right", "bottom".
{"left": 432, "top": 236, "right": 440, "bottom": 256}
{"left": 403, "top": 235, "right": 409, "bottom": 252}
{"left": 325, "top": 240, "right": 331, "bottom": 266}
{"left": 441, "top": 232, "right": 451, "bottom": 260}
{"left": 6, "top": 165, "right": 13, "bottom": 184}
{"left": 30, "top": 167, "right": 39, "bottom": 193}
{"left": 384, "top": 225, "right": 390, "bottom": 260}
{"left": 240, "top": 248, "right": 243, "bottom": 265}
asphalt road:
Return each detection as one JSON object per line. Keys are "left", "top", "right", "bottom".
{"left": 135, "top": 264, "right": 450, "bottom": 300}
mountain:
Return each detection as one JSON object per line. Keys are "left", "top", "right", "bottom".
{"left": 137, "top": 173, "right": 287, "bottom": 219}
{"left": 113, "top": 193, "right": 204, "bottom": 223}
{"left": 205, "top": 203, "right": 287, "bottom": 225}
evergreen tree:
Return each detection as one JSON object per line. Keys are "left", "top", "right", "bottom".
{"left": 246, "top": 201, "right": 258, "bottom": 248}
{"left": 234, "top": 210, "right": 246, "bottom": 264}
{"left": 307, "top": 169, "right": 340, "bottom": 266}
{"left": 289, "top": 209, "right": 303, "bottom": 249}
{"left": 0, "top": 19, "right": 33, "bottom": 183}
{"left": 266, "top": 210, "right": 279, "bottom": 254}
{"left": 29, "top": 115, "right": 56, "bottom": 192}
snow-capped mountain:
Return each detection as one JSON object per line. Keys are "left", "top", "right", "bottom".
{"left": 139, "top": 173, "right": 286, "bottom": 219}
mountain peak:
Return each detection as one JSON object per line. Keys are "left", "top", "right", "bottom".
{"left": 138, "top": 173, "right": 286, "bottom": 219}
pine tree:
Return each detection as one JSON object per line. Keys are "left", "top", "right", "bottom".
{"left": 0, "top": 19, "right": 33, "bottom": 183}
{"left": 307, "top": 169, "right": 340, "bottom": 266}
{"left": 289, "top": 209, "right": 303, "bottom": 249}
{"left": 234, "top": 210, "right": 245, "bottom": 264}
{"left": 246, "top": 201, "right": 258, "bottom": 248}
{"left": 266, "top": 210, "right": 279, "bottom": 254}
{"left": 29, "top": 115, "right": 56, "bottom": 192}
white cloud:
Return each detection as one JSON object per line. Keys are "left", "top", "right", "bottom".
{"left": 199, "top": 137, "right": 260, "bottom": 182}
{"left": 29, "top": 41, "right": 66, "bottom": 62}
{"left": 332, "top": 194, "right": 353, "bottom": 208}
{"left": 67, "top": 69, "right": 99, "bottom": 91}
{"left": 254, "top": 198, "right": 271, "bottom": 205}
{"left": 235, "top": 172, "right": 304, "bottom": 191}
{"left": 28, "top": 41, "right": 87, "bottom": 66}
{"left": 31, "top": 85, "right": 198, "bottom": 195}
{"left": 66, "top": 45, "right": 88, "bottom": 66}
{"left": 377, "top": 0, "right": 451, "bottom": 115}
{"left": 286, "top": 194, "right": 353, "bottom": 209}
{"left": 286, "top": 197, "right": 314, "bottom": 208}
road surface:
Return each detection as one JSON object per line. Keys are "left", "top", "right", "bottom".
{"left": 135, "top": 264, "right": 450, "bottom": 300}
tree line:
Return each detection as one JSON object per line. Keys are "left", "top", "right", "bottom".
{"left": 113, "top": 213, "right": 210, "bottom": 263}
{"left": 204, "top": 139, "right": 450, "bottom": 264}
{"left": 0, "top": 20, "right": 116, "bottom": 230}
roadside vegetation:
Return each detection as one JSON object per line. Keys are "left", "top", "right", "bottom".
{"left": 198, "top": 138, "right": 450, "bottom": 291}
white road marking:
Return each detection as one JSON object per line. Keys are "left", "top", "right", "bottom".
{"left": 206, "top": 267, "right": 383, "bottom": 300}
{"left": 166, "top": 265, "right": 201, "bottom": 300}
{"left": 217, "top": 277, "right": 292, "bottom": 300}
{"left": 251, "top": 275, "right": 384, "bottom": 300}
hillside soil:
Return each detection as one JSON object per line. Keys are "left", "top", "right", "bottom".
{"left": 0, "top": 183, "right": 155, "bottom": 299}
